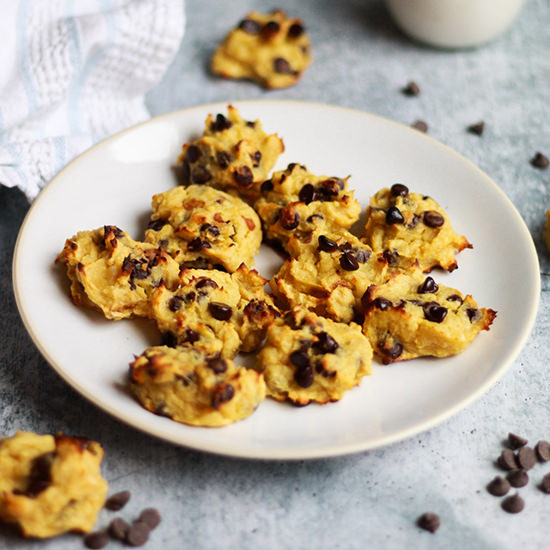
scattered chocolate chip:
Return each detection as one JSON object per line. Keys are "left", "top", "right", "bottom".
{"left": 196, "top": 277, "right": 218, "bottom": 291}
{"left": 355, "top": 249, "right": 371, "bottom": 263}
{"left": 390, "top": 183, "right": 409, "bottom": 197}
{"left": 467, "top": 121, "right": 485, "bottom": 136}
{"left": 447, "top": 294, "right": 463, "bottom": 303}
{"left": 147, "top": 218, "right": 168, "bottom": 231}
{"left": 83, "top": 530, "right": 110, "bottom": 549}
{"left": 216, "top": 150, "right": 232, "bottom": 168}
{"left": 233, "top": 165, "right": 254, "bottom": 187}
{"left": 185, "top": 145, "right": 201, "bottom": 163}
{"left": 313, "top": 332, "right": 339, "bottom": 354}
{"left": 371, "top": 297, "right": 393, "bottom": 311}
{"left": 251, "top": 151, "right": 262, "bottom": 167}
{"left": 211, "top": 383, "right": 235, "bottom": 408}
{"left": 274, "top": 57, "right": 293, "bottom": 74}
{"left": 262, "top": 20, "right": 280, "bottom": 38}
{"left": 466, "top": 308, "right": 481, "bottom": 322}
{"left": 108, "top": 517, "right": 130, "bottom": 540}
{"left": 279, "top": 207, "right": 300, "bottom": 230}
{"left": 180, "top": 328, "right": 199, "bottom": 344}
{"left": 290, "top": 350, "right": 310, "bottom": 369}
{"left": 380, "top": 341, "right": 403, "bottom": 361}
{"left": 531, "top": 152, "right": 549, "bottom": 169}
{"left": 423, "top": 302, "right": 447, "bottom": 323}
{"left": 188, "top": 238, "right": 211, "bottom": 252}
{"left": 139, "top": 508, "right": 162, "bottom": 530}
{"left": 501, "top": 493, "right": 524, "bottom": 514}
{"left": 168, "top": 296, "right": 183, "bottom": 312}
{"left": 318, "top": 235, "right": 338, "bottom": 253}
{"left": 535, "top": 440, "right": 550, "bottom": 462}
{"left": 418, "top": 276, "right": 438, "bottom": 294}
{"left": 238, "top": 18, "right": 261, "bottom": 34}
{"left": 105, "top": 490, "right": 131, "bottom": 511}
{"left": 508, "top": 433, "right": 528, "bottom": 449}
{"left": 191, "top": 167, "right": 212, "bottom": 184}
{"left": 386, "top": 206, "right": 404, "bottom": 225}
{"left": 517, "top": 446, "right": 537, "bottom": 470}
{"left": 506, "top": 469, "right": 529, "bottom": 488}
{"left": 498, "top": 449, "right": 519, "bottom": 471}
{"left": 299, "top": 183, "right": 316, "bottom": 204}
{"left": 487, "top": 476, "right": 510, "bottom": 496}
{"left": 540, "top": 473, "right": 550, "bottom": 494}
{"left": 402, "top": 81, "right": 420, "bottom": 96}
{"left": 339, "top": 252, "right": 360, "bottom": 271}
{"left": 209, "top": 302, "right": 233, "bottom": 321}
{"left": 125, "top": 521, "right": 150, "bottom": 547}
{"left": 417, "top": 512, "right": 440, "bottom": 533}
{"left": 261, "top": 179, "right": 273, "bottom": 193}
{"left": 423, "top": 210, "right": 445, "bottom": 228}
{"left": 24, "top": 452, "right": 54, "bottom": 497}
{"left": 211, "top": 113, "right": 232, "bottom": 132}
{"left": 294, "top": 364, "right": 314, "bottom": 388}
{"left": 206, "top": 357, "right": 227, "bottom": 374}
{"left": 412, "top": 120, "right": 428, "bottom": 132}
{"left": 287, "top": 22, "right": 304, "bottom": 38}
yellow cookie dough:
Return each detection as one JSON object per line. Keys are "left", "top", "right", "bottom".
{"left": 211, "top": 10, "right": 312, "bottom": 89}
{"left": 362, "top": 271, "right": 496, "bottom": 363}
{"left": 178, "top": 105, "right": 284, "bottom": 201}
{"left": 257, "top": 307, "right": 372, "bottom": 405}
{"left": 129, "top": 346, "right": 266, "bottom": 427}
{"left": 144, "top": 184, "right": 262, "bottom": 272}
{"left": 255, "top": 163, "right": 361, "bottom": 252}
{"left": 363, "top": 184, "right": 471, "bottom": 272}
{"left": 0, "top": 432, "right": 108, "bottom": 538}
{"left": 57, "top": 225, "right": 180, "bottom": 320}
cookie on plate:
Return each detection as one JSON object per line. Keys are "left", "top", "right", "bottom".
{"left": 257, "top": 307, "right": 372, "bottom": 405}
{"left": 129, "top": 346, "right": 266, "bottom": 427}
{"left": 178, "top": 105, "right": 284, "bottom": 200}
{"left": 0, "top": 432, "right": 108, "bottom": 538}
{"left": 151, "top": 265, "right": 279, "bottom": 357}
{"left": 362, "top": 272, "right": 496, "bottom": 363}
{"left": 254, "top": 163, "right": 361, "bottom": 251}
{"left": 57, "top": 225, "right": 180, "bottom": 320}
{"left": 270, "top": 229, "right": 390, "bottom": 323}
{"left": 144, "top": 184, "right": 262, "bottom": 272}
{"left": 211, "top": 10, "right": 311, "bottom": 89}
{"left": 362, "top": 184, "right": 471, "bottom": 272}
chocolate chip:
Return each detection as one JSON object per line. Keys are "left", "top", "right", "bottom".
{"left": 280, "top": 208, "right": 300, "bottom": 230}
{"left": 371, "top": 297, "right": 393, "bottom": 311}
{"left": 447, "top": 294, "right": 463, "bottom": 303}
{"left": 211, "top": 113, "right": 232, "bottom": 132}
{"left": 517, "top": 446, "right": 537, "bottom": 470}
{"left": 466, "top": 308, "right": 481, "bottom": 322}
{"left": 139, "top": 508, "right": 162, "bottom": 530}
{"left": 196, "top": 277, "right": 218, "bottom": 290}
{"left": 313, "top": 332, "right": 339, "bottom": 354}
{"left": 390, "top": 183, "right": 409, "bottom": 197}
{"left": 261, "top": 179, "right": 273, "bottom": 193}
{"left": 273, "top": 57, "right": 292, "bottom": 74}
{"left": 338, "top": 241, "right": 353, "bottom": 252}
{"left": 487, "top": 476, "right": 510, "bottom": 496}
{"left": 185, "top": 145, "right": 201, "bottom": 163}
{"left": 506, "top": 469, "right": 529, "bottom": 488}
{"left": 125, "top": 521, "right": 150, "bottom": 547}
{"left": 417, "top": 512, "right": 440, "bottom": 533}
{"left": 109, "top": 517, "right": 130, "bottom": 540}
{"left": 423, "top": 302, "right": 447, "bottom": 323}
{"left": 180, "top": 328, "right": 199, "bottom": 344}
{"left": 299, "top": 183, "right": 316, "bottom": 204}
{"left": 339, "top": 252, "right": 359, "bottom": 271}
{"left": 211, "top": 384, "right": 235, "bottom": 408}
{"left": 467, "top": 121, "right": 485, "bottom": 136}
{"left": 380, "top": 341, "right": 403, "bottom": 361}
{"left": 508, "top": 433, "right": 528, "bottom": 449}
{"left": 355, "top": 249, "right": 371, "bottom": 263}
{"left": 216, "top": 150, "right": 232, "bottom": 168}
{"left": 531, "top": 151, "right": 549, "bottom": 169}
{"left": 501, "top": 493, "right": 524, "bottom": 514}
{"left": 105, "top": 490, "right": 131, "bottom": 511}
{"left": 209, "top": 302, "right": 233, "bottom": 321}
{"left": 233, "top": 165, "right": 254, "bottom": 187}
{"left": 206, "top": 357, "right": 227, "bottom": 374}
{"left": 402, "top": 81, "right": 420, "bottom": 96}
{"left": 317, "top": 235, "right": 338, "bottom": 253}
{"left": 290, "top": 350, "right": 310, "bottom": 369}
{"left": 147, "top": 218, "right": 168, "bottom": 231}
{"left": 418, "top": 276, "right": 438, "bottom": 294}
{"left": 22, "top": 452, "right": 55, "bottom": 497}
{"left": 423, "top": 210, "right": 445, "bottom": 228}
{"left": 200, "top": 223, "right": 220, "bottom": 237}
{"left": 535, "top": 440, "right": 550, "bottom": 462}
{"left": 188, "top": 238, "right": 211, "bottom": 252}
{"left": 168, "top": 296, "right": 183, "bottom": 312}
{"left": 238, "top": 18, "right": 261, "bottom": 34}
{"left": 386, "top": 206, "right": 404, "bottom": 225}
{"left": 382, "top": 249, "right": 399, "bottom": 265}
{"left": 287, "top": 22, "right": 304, "bottom": 38}
{"left": 83, "top": 530, "right": 110, "bottom": 549}
{"left": 294, "top": 364, "right": 314, "bottom": 388}
{"left": 251, "top": 150, "right": 262, "bottom": 167}
{"left": 262, "top": 20, "right": 280, "bottom": 38}
{"left": 498, "top": 449, "right": 519, "bottom": 471}
{"left": 191, "top": 166, "right": 212, "bottom": 184}
{"left": 540, "top": 473, "right": 550, "bottom": 494}
{"left": 407, "top": 214, "right": 421, "bottom": 229}
{"left": 412, "top": 120, "right": 428, "bottom": 132}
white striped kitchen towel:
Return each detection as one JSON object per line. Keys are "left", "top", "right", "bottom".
{"left": 0, "top": 0, "right": 185, "bottom": 201}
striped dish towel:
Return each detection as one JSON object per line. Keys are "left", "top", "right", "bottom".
{"left": 0, "top": 0, "right": 185, "bottom": 201}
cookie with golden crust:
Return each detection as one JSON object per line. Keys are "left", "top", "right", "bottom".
{"left": 255, "top": 163, "right": 361, "bottom": 252}
{"left": 57, "top": 225, "right": 180, "bottom": 320}
{"left": 362, "top": 272, "right": 496, "bottom": 363}
{"left": 178, "top": 106, "right": 284, "bottom": 200}
{"left": 144, "top": 184, "right": 262, "bottom": 272}
{"left": 257, "top": 307, "right": 372, "bottom": 406}
{"left": 151, "top": 265, "right": 279, "bottom": 357}
{"left": 0, "top": 432, "right": 108, "bottom": 538}
{"left": 270, "top": 229, "right": 390, "bottom": 323}
{"left": 211, "top": 10, "right": 311, "bottom": 89}
{"left": 129, "top": 346, "right": 266, "bottom": 427}
{"left": 363, "top": 184, "right": 471, "bottom": 272}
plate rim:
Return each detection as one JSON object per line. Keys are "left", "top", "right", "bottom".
{"left": 12, "top": 99, "right": 541, "bottom": 460}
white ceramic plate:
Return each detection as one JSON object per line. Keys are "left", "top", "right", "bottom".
{"left": 13, "top": 101, "right": 540, "bottom": 460}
